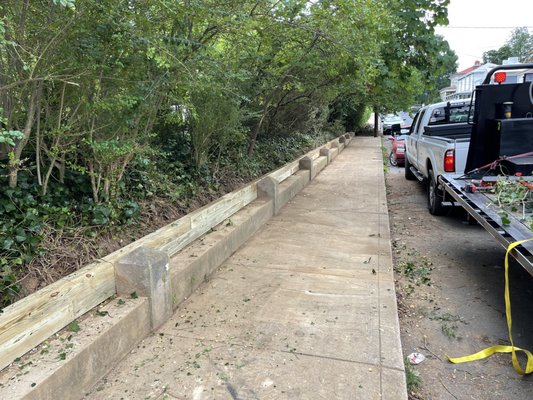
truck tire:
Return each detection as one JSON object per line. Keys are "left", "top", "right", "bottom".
{"left": 404, "top": 156, "right": 416, "bottom": 180}
{"left": 428, "top": 169, "right": 445, "bottom": 215}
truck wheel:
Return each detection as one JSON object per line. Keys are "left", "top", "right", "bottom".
{"left": 428, "top": 169, "right": 444, "bottom": 215}
{"left": 404, "top": 156, "right": 416, "bottom": 180}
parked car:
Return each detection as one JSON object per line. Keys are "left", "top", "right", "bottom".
{"left": 382, "top": 114, "right": 405, "bottom": 134}
{"left": 388, "top": 131, "right": 409, "bottom": 166}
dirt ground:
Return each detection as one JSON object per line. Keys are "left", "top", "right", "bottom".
{"left": 385, "top": 159, "right": 533, "bottom": 399}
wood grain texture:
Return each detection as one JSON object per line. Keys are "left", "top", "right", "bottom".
{"left": 306, "top": 147, "right": 321, "bottom": 160}
{"left": 161, "top": 184, "right": 257, "bottom": 256}
{"left": 269, "top": 160, "right": 300, "bottom": 183}
{"left": 0, "top": 261, "right": 115, "bottom": 371}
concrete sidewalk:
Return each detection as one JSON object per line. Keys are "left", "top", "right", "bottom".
{"left": 85, "top": 137, "right": 406, "bottom": 400}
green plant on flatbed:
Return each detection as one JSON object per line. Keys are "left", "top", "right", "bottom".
{"left": 493, "top": 179, "right": 533, "bottom": 228}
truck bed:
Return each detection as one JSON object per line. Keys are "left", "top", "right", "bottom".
{"left": 439, "top": 174, "right": 533, "bottom": 276}
{"left": 423, "top": 122, "right": 472, "bottom": 139}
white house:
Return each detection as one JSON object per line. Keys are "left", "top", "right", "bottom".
{"left": 452, "top": 62, "right": 497, "bottom": 99}
{"left": 439, "top": 61, "right": 487, "bottom": 101}
{"left": 440, "top": 58, "right": 533, "bottom": 101}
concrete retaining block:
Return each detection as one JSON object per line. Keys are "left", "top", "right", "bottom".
{"left": 115, "top": 247, "right": 172, "bottom": 329}
{"left": 258, "top": 176, "right": 279, "bottom": 214}
{"left": 169, "top": 199, "right": 274, "bottom": 307}
{"left": 313, "top": 156, "right": 328, "bottom": 179}
{"left": 330, "top": 147, "right": 339, "bottom": 161}
{"left": 299, "top": 155, "right": 313, "bottom": 181}
{"left": 320, "top": 147, "right": 331, "bottom": 164}
{"left": 278, "top": 170, "right": 310, "bottom": 209}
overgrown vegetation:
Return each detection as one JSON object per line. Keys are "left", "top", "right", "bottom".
{"left": 0, "top": 0, "right": 457, "bottom": 308}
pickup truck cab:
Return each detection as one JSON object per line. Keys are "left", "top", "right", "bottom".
{"left": 404, "top": 100, "right": 472, "bottom": 214}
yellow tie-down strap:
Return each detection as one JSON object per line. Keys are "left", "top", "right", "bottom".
{"left": 448, "top": 238, "right": 533, "bottom": 375}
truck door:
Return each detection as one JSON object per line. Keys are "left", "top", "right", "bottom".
{"left": 405, "top": 111, "right": 419, "bottom": 162}
{"left": 406, "top": 109, "right": 426, "bottom": 170}
{"left": 414, "top": 109, "right": 428, "bottom": 172}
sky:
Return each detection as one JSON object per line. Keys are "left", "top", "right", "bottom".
{"left": 435, "top": 0, "right": 533, "bottom": 71}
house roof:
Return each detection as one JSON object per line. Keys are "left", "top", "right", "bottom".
{"left": 457, "top": 64, "right": 480, "bottom": 75}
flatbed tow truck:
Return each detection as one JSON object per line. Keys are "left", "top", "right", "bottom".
{"left": 438, "top": 63, "right": 533, "bottom": 276}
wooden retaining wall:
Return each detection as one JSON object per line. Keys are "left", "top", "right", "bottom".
{"left": 0, "top": 134, "right": 352, "bottom": 372}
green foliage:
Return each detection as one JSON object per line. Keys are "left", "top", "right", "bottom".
{"left": 0, "top": 264, "right": 19, "bottom": 309}
{"left": 125, "top": 155, "right": 199, "bottom": 202}
{"left": 0, "top": 130, "right": 23, "bottom": 147}
{"left": 0, "top": 167, "right": 142, "bottom": 307}
{"left": 86, "top": 201, "right": 140, "bottom": 226}
{"left": 52, "top": 0, "right": 76, "bottom": 9}
{"left": 371, "top": 1, "right": 457, "bottom": 110}
{"left": 0, "top": 108, "right": 23, "bottom": 146}
{"left": 189, "top": 87, "right": 244, "bottom": 169}
{"left": 0, "top": 178, "right": 46, "bottom": 305}
{"left": 68, "top": 320, "right": 80, "bottom": 333}
{"left": 404, "top": 359, "right": 421, "bottom": 392}
{"left": 495, "top": 179, "right": 531, "bottom": 212}
{"left": 236, "top": 131, "right": 336, "bottom": 177}
{"left": 494, "top": 179, "right": 533, "bottom": 228}
{"left": 430, "top": 312, "right": 463, "bottom": 340}
{"left": 484, "top": 27, "right": 533, "bottom": 64}
{"left": 331, "top": 99, "right": 372, "bottom": 131}
{"left": 399, "top": 259, "right": 433, "bottom": 286}
{"left": 0, "top": 0, "right": 458, "bottom": 306}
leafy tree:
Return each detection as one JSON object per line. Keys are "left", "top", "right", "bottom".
{"left": 0, "top": 0, "right": 462, "bottom": 306}
{"left": 367, "top": 0, "right": 457, "bottom": 132}
{"left": 483, "top": 27, "right": 533, "bottom": 64}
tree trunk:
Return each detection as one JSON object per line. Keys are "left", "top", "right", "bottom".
{"left": 88, "top": 161, "right": 100, "bottom": 204}
{"left": 8, "top": 86, "right": 40, "bottom": 187}
{"left": 247, "top": 102, "right": 271, "bottom": 156}
{"left": 36, "top": 101, "right": 42, "bottom": 186}
{"left": 373, "top": 108, "right": 379, "bottom": 138}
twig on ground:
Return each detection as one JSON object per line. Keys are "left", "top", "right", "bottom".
{"left": 439, "top": 378, "right": 458, "bottom": 399}
{"left": 422, "top": 336, "right": 442, "bottom": 361}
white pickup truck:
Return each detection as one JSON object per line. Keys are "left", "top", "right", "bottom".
{"left": 404, "top": 99, "right": 472, "bottom": 214}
